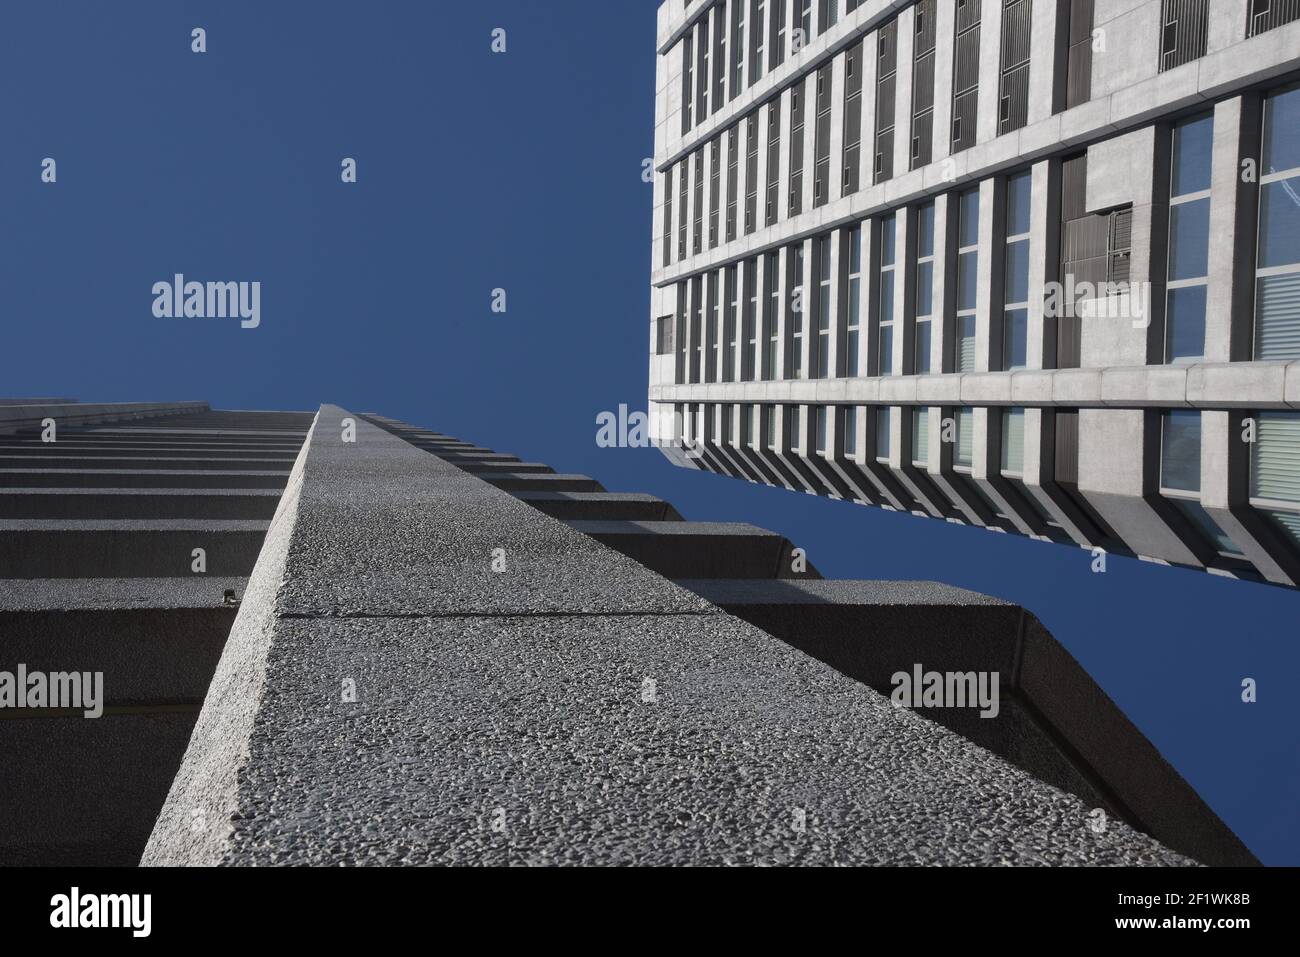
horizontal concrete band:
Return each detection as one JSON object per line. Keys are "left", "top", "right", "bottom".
{"left": 652, "top": 359, "right": 1300, "bottom": 410}
{"left": 682, "top": 578, "right": 1258, "bottom": 867}
{"left": 0, "top": 470, "right": 290, "bottom": 489}
{"left": 142, "top": 405, "right": 1194, "bottom": 866}
{"left": 0, "top": 402, "right": 210, "bottom": 436}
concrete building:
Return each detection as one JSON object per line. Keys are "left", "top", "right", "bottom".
{"left": 0, "top": 400, "right": 1255, "bottom": 865}
{"left": 647, "top": 0, "right": 1300, "bottom": 586}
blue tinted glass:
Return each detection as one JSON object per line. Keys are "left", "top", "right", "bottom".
{"left": 1169, "top": 198, "right": 1209, "bottom": 281}
{"left": 1004, "top": 308, "right": 1028, "bottom": 369}
{"left": 1005, "top": 239, "right": 1029, "bottom": 304}
{"left": 1263, "top": 85, "right": 1300, "bottom": 176}
{"left": 917, "top": 202, "right": 936, "bottom": 257}
{"left": 915, "top": 321, "right": 931, "bottom": 373}
{"left": 880, "top": 271, "right": 894, "bottom": 322}
{"left": 917, "top": 261, "right": 934, "bottom": 316}
{"left": 880, "top": 214, "right": 896, "bottom": 265}
{"left": 957, "top": 251, "right": 977, "bottom": 311}
{"left": 1161, "top": 411, "right": 1202, "bottom": 492}
{"left": 1167, "top": 285, "right": 1207, "bottom": 362}
{"left": 1259, "top": 177, "right": 1300, "bottom": 269}
{"left": 1171, "top": 113, "right": 1213, "bottom": 197}
{"left": 880, "top": 325, "right": 894, "bottom": 374}
{"left": 1007, "top": 171, "right": 1032, "bottom": 236}
{"left": 959, "top": 190, "right": 980, "bottom": 247}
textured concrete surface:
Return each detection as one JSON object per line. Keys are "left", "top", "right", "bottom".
{"left": 145, "top": 406, "right": 1194, "bottom": 866}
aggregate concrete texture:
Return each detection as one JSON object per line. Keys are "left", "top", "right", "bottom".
{"left": 145, "top": 405, "right": 1194, "bottom": 866}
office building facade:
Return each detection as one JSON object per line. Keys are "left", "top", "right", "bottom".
{"left": 647, "top": 0, "right": 1300, "bottom": 586}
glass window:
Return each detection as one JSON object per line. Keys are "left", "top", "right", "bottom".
{"left": 1167, "top": 286, "right": 1208, "bottom": 364}
{"left": 1169, "top": 200, "right": 1211, "bottom": 281}
{"left": 955, "top": 408, "right": 974, "bottom": 468}
{"left": 1006, "top": 171, "right": 1032, "bottom": 236}
{"left": 815, "top": 405, "right": 829, "bottom": 455}
{"left": 1262, "top": 84, "right": 1300, "bottom": 177}
{"left": 876, "top": 406, "right": 892, "bottom": 461}
{"left": 955, "top": 189, "right": 980, "bottom": 374}
{"left": 1161, "top": 410, "right": 1202, "bottom": 493}
{"left": 789, "top": 405, "right": 801, "bottom": 450}
{"left": 846, "top": 224, "right": 862, "bottom": 376}
{"left": 1001, "top": 408, "right": 1025, "bottom": 474}
{"left": 843, "top": 405, "right": 858, "bottom": 456}
{"left": 912, "top": 407, "right": 930, "bottom": 467}
{"left": 1171, "top": 113, "right": 1214, "bottom": 197}
{"left": 878, "top": 214, "right": 897, "bottom": 375}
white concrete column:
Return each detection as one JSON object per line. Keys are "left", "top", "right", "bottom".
{"left": 893, "top": 4, "right": 915, "bottom": 178}
{"left": 930, "top": 0, "right": 955, "bottom": 166}
{"left": 975, "top": 0, "right": 1004, "bottom": 146}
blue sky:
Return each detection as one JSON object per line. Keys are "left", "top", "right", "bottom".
{"left": 1, "top": 1, "right": 1295, "bottom": 863}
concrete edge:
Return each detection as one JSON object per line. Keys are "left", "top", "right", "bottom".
{"left": 139, "top": 409, "right": 319, "bottom": 866}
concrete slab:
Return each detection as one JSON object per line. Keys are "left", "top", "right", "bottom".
{"left": 0, "top": 488, "right": 282, "bottom": 520}
{"left": 0, "top": 469, "right": 290, "bottom": 489}
{"left": 517, "top": 492, "right": 684, "bottom": 521}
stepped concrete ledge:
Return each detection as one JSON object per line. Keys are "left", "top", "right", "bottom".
{"left": 0, "top": 401, "right": 209, "bottom": 435}
{"left": 143, "top": 405, "right": 1193, "bottom": 866}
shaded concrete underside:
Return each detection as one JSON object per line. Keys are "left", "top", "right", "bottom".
{"left": 0, "top": 407, "right": 312, "bottom": 865}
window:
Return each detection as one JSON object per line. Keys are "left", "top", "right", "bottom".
{"left": 662, "top": 168, "right": 673, "bottom": 268}
{"left": 1159, "top": 0, "right": 1208, "bottom": 72}
{"left": 1251, "top": 411, "right": 1300, "bottom": 550}
{"left": 846, "top": 224, "right": 863, "bottom": 377}
{"left": 1064, "top": 0, "right": 1094, "bottom": 110}
{"left": 713, "top": 2, "right": 727, "bottom": 114}
{"left": 697, "top": 15, "right": 711, "bottom": 121}
{"left": 951, "top": 0, "right": 981, "bottom": 153}
{"left": 912, "top": 407, "right": 930, "bottom": 467}
{"left": 1161, "top": 411, "right": 1241, "bottom": 555}
{"left": 815, "top": 405, "right": 830, "bottom": 455}
{"left": 815, "top": 234, "right": 833, "bottom": 378}
{"left": 1004, "top": 170, "right": 1031, "bottom": 370}
{"left": 750, "top": 0, "right": 767, "bottom": 86}
{"left": 1255, "top": 84, "right": 1300, "bottom": 359}
{"left": 797, "top": 0, "right": 813, "bottom": 46}
{"left": 726, "top": 125, "right": 740, "bottom": 243}
{"left": 874, "top": 18, "right": 897, "bottom": 184}
{"left": 709, "top": 137, "right": 722, "bottom": 249}
{"left": 770, "top": 0, "right": 787, "bottom": 70}
{"left": 789, "top": 242, "right": 806, "bottom": 378}
{"left": 678, "top": 159, "right": 690, "bottom": 261}
{"left": 706, "top": 271, "right": 720, "bottom": 383}
{"left": 656, "top": 313, "right": 675, "bottom": 356}
{"left": 763, "top": 403, "right": 777, "bottom": 450}
{"left": 691, "top": 275, "right": 705, "bottom": 382}
{"left": 876, "top": 406, "right": 893, "bottom": 462}
{"left": 914, "top": 201, "right": 935, "bottom": 374}
{"left": 814, "top": 64, "right": 833, "bottom": 207}
{"left": 955, "top": 407, "right": 975, "bottom": 469}
{"left": 956, "top": 188, "right": 980, "bottom": 372}
{"left": 765, "top": 251, "right": 780, "bottom": 379}
{"left": 725, "top": 264, "right": 739, "bottom": 381}
{"left": 1166, "top": 113, "right": 1213, "bottom": 363}
{"left": 682, "top": 33, "right": 694, "bottom": 134}
{"left": 878, "top": 214, "right": 897, "bottom": 374}
{"left": 911, "top": 0, "right": 937, "bottom": 169}
{"left": 789, "top": 81, "right": 806, "bottom": 216}
{"left": 676, "top": 284, "right": 689, "bottom": 383}
{"left": 693, "top": 148, "right": 705, "bottom": 255}
{"left": 843, "top": 406, "right": 858, "bottom": 456}
{"left": 843, "top": 40, "right": 864, "bottom": 194}
{"left": 744, "top": 111, "right": 760, "bottom": 235}
{"left": 744, "top": 257, "right": 759, "bottom": 380}
{"left": 744, "top": 403, "right": 757, "bottom": 445}
{"left": 998, "top": 0, "right": 1032, "bottom": 135}
{"left": 1001, "top": 408, "right": 1025, "bottom": 474}
{"left": 789, "top": 405, "right": 802, "bottom": 452}
{"left": 766, "top": 97, "right": 782, "bottom": 226}
{"left": 731, "top": 0, "right": 746, "bottom": 100}
{"left": 818, "top": 0, "right": 839, "bottom": 33}
{"left": 1248, "top": 0, "right": 1300, "bottom": 36}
